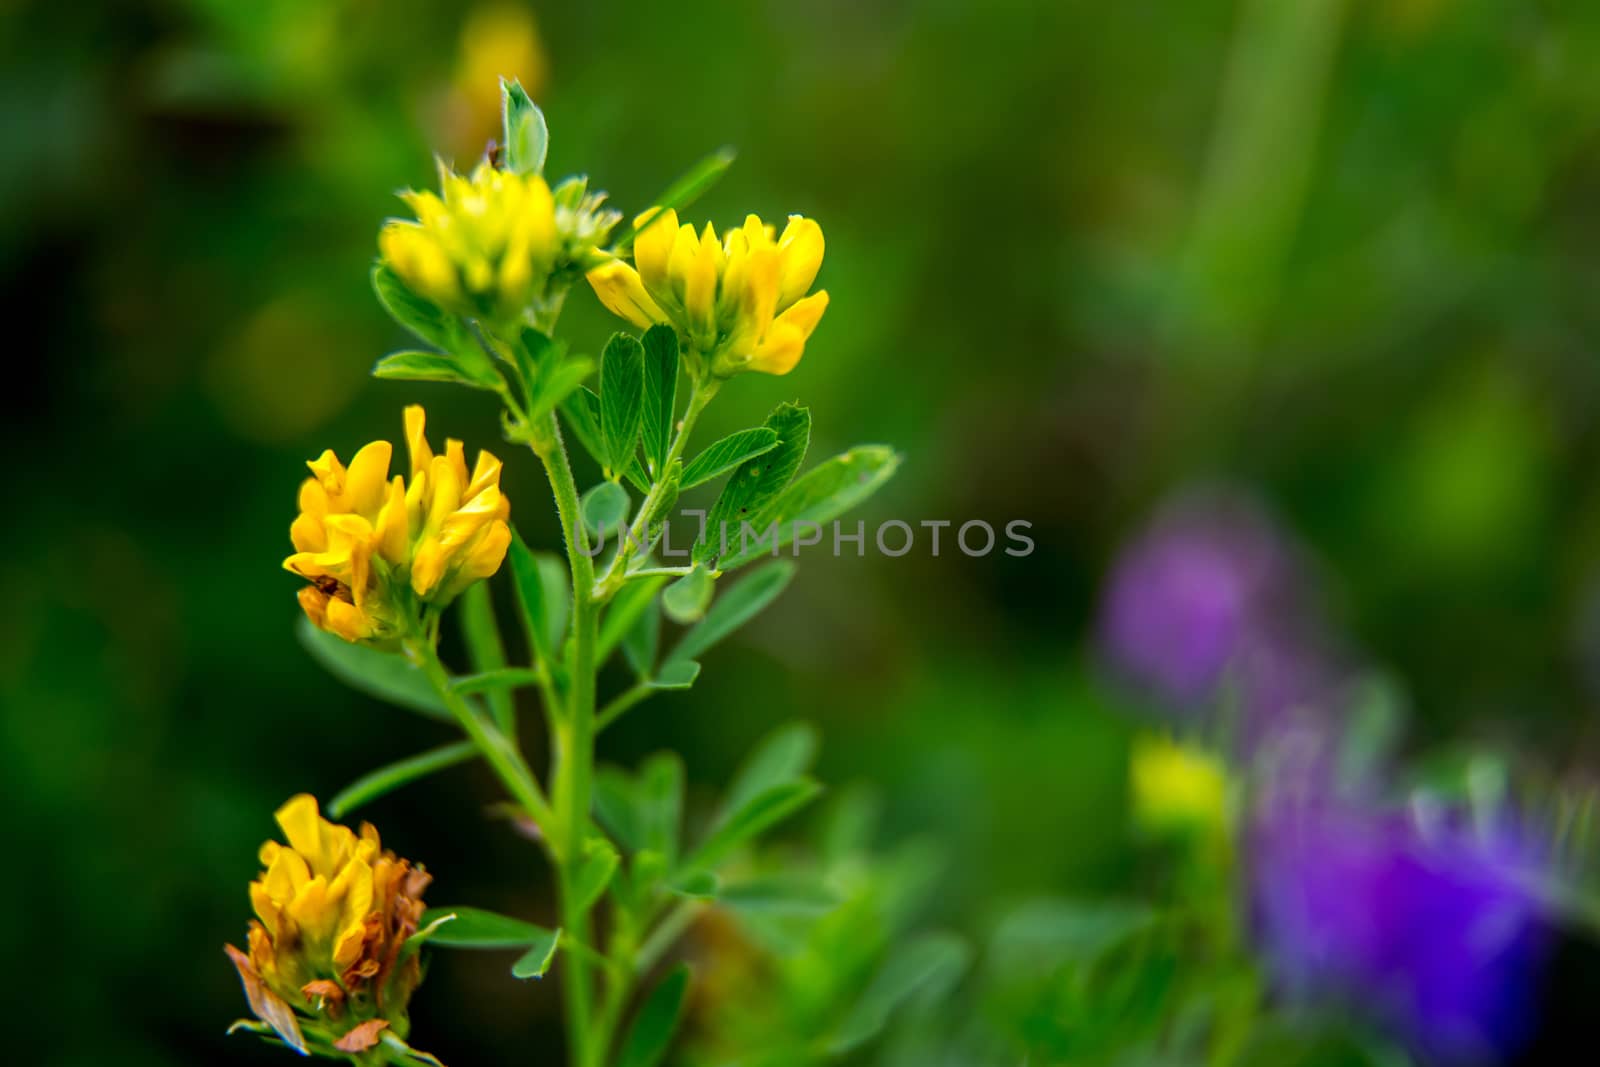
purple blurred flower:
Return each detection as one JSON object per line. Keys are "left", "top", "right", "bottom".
{"left": 1250, "top": 790, "right": 1547, "bottom": 1063}
{"left": 1098, "top": 488, "right": 1336, "bottom": 727}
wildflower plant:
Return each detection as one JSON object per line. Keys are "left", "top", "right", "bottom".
{"left": 227, "top": 80, "right": 905, "bottom": 1065}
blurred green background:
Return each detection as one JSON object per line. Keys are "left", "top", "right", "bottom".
{"left": 8, "top": 0, "right": 1600, "bottom": 1062}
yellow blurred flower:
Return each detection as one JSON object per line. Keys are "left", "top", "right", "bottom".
{"left": 285, "top": 405, "right": 512, "bottom": 643}
{"left": 1130, "top": 734, "right": 1229, "bottom": 837}
{"left": 379, "top": 161, "right": 558, "bottom": 323}
{"left": 226, "top": 795, "right": 431, "bottom": 1055}
{"left": 587, "top": 208, "right": 829, "bottom": 377}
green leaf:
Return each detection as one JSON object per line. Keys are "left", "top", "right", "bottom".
{"left": 696, "top": 403, "right": 810, "bottom": 564}
{"left": 829, "top": 933, "right": 970, "bottom": 1053}
{"left": 600, "top": 333, "right": 646, "bottom": 478}
{"left": 668, "top": 870, "right": 720, "bottom": 899}
{"left": 614, "top": 147, "right": 737, "bottom": 252}
{"left": 718, "top": 876, "right": 842, "bottom": 916}
{"left": 639, "top": 752, "right": 685, "bottom": 862}
{"left": 594, "top": 767, "right": 645, "bottom": 851}
{"left": 680, "top": 428, "right": 780, "bottom": 489}
{"left": 719, "top": 446, "right": 902, "bottom": 570}
{"left": 420, "top": 906, "right": 557, "bottom": 949}
{"left": 449, "top": 668, "right": 544, "bottom": 697}
{"left": 503, "top": 326, "right": 555, "bottom": 402}
{"left": 601, "top": 576, "right": 666, "bottom": 669}
{"left": 372, "top": 350, "right": 500, "bottom": 389}
{"left": 508, "top": 531, "right": 570, "bottom": 670}
{"left": 661, "top": 565, "right": 714, "bottom": 624}
{"left": 573, "top": 838, "right": 620, "bottom": 911}
{"left": 500, "top": 77, "right": 548, "bottom": 176}
{"left": 459, "top": 583, "right": 513, "bottom": 731}
{"left": 619, "top": 587, "right": 661, "bottom": 678}
{"left": 373, "top": 263, "right": 453, "bottom": 350}
{"left": 329, "top": 741, "right": 478, "bottom": 818}
{"left": 528, "top": 356, "right": 595, "bottom": 422}
{"left": 650, "top": 660, "right": 699, "bottom": 689}
{"left": 646, "top": 460, "right": 682, "bottom": 542}
{"left": 681, "top": 779, "right": 821, "bottom": 875}
{"left": 560, "top": 387, "right": 604, "bottom": 464}
{"left": 616, "top": 964, "right": 691, "bottom": 1067}
{"left": 510, "top": 928, "right": 562, "bottom": 979}
{"left": 582, "top": 480, "right": 631, "bottom": 539}
{"left": 640, "top": 325, "right": 679, "bottom": 476}
{"left": 667, "top": 561, "right": 795, "bottom": 667}
{"left": 296, "top": 617, "right": 449, "bottom": 721}
{"left": 720, "top": 721, "right": 818, "bottom": 817}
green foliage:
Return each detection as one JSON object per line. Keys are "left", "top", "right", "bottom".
{"left": 612, "top": 147, "right": 737, "bottom": 253}
{"left": 328, "top": 741, "right": 478, "bottom": 817}
{"left": 500, "top": 77, "right": 548, "bottom": 177}
{"left": 717, "top": 447, "right": 901, "bottom": 569}
{"left": 581, "top": 480, "right": 631, "bottom": 538}
{"left": 508, "top": 531, "right": 569, "bottom": 671}
{"left": 296, "top": 617, "right": 450, "bottom": 721}
{"left": 661, "top": 564, "right": 714, "bottom": 624}
{"left": 421, "top": 907, "right": 559, "bottom": 950}
{"left": 640, "top": 325, "right": 679, "bottom": 476}
{"left": 667, "top": 561, "right": 794, "bottom": 668}
{"left": 695, "top": 403, "right": 811, "bottom": 565}
{"left": 679, "top": 427, "right": 780, "bottom": 489}
{"left": 617, "top": 965, "right": 691, "bottom": 1067}
{"left": 601, "top": 332, "right": 646, "bottom": 479}
{"left": 372, "top": 350, "right": 501, "bottom": 390}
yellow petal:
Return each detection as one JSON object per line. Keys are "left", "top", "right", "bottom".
{"left": 632, "top": 207, "right": 679, "bottom": 290}
{"left": 586, "top": 261, "right": 665, "bottom": 330}
{"left": 306, "top": 450, "right": 346, "bottom": 496}
{"left": 275, "top": 795, "right": 326, "bottom": 865}
{"left": 465, "top": 450, "right": 503, "bottom": 501}
{"left": 342, "top": 440, "right": 393, "bottom": 518}
{"left": 775, "top": 216, "right": 824, "bottom": 308}
{"left": 374, "top": 476, "right": 410, "bottom": 566}
{"left": 404, "top": 405, "right": 433, "bottom": 481}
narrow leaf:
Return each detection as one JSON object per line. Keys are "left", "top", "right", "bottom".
{"left": 720, "top": 721, "right": 819, "bottom": 818}
{"left": 560, "top": 387, "right": 605, "bottom": 466}
{"left": 668, "top": 561, "right": 795, "bottom": 667}
{"left": 460, "top": 582, "right": 513, "bottom": 731}
{"left": 296, "top": 617, "right": 449, "bottom": 721}
{"left": 680, "top": 428, "right": 780, "bottom": 489}
{"left": 329, "top": 741, "right": 478, "bottom": 818}
{"left": 640, "top": 752, "right": 685, "bottom": 863}
{"left": 600, "top": 576, "right": 667, "bottom": 668}
{"left": 528, "top": 356, "right": 595, "bottom": 422}
{"left": 449, "top": 668, "right": 545, "bottom": 696}
{"left": 617, "top": 964, "right": 691, "bottom": 1067}
{"left": 641, "top": 325, "right": 679, "bottom": 475}
{"left": 373, "top": 351, "right": 499, "bottom": 389}
{"left": 681, "top": 779, "right": 821, "bottom": 875}
{"left": 829, "top": 933, "right": 970, "bottom": 1053}
{"left": 574, "top": 838, "right": 620, "bottom": 910}
{"left": 372, "top": 263, "right": 453, "bottom": 350}
{"left": 510, "top": 928, "right": 562, "bottom": 979}
{"left": 696, "top": 403, "right": 810, "bottom": 564}
{"left": 508, "top": 532, "right": 570, "bottom": 669}
{"left": 718, "top": 446, "right": 901, "bottom": 570}
{"left": 594, "top": 767, "right": 644, "bottom": 851}
{"left": 501, "top": 78, "right": 549, "bottom": 176}
{"left": 613, "top": 145, "right": 736, "bottom": 251}
{"left": 600, "top": 333, "right": 646, "bottom": 478}
{"left": 620, "top": 586, "right": 662, "bottom": 678}
{"left": 420, "top": 906, "right": 556, "bottom": 949}
{"left": 718, "top": 876, "right": 842, "bottom": 916}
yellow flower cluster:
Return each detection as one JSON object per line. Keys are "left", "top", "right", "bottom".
{"left": 1129, "top": 734, "right": 1230, "bottom": 837}
{"left": 285, "top": 405, "right": 511, "bottom": 643}
{"left": 587, "top": 208, "right": 829, "bottom": 376}
{"left": 226, "top": 795, "right": 431, "bottom": 1055}
{"left": 379, "top": 161, "right": 558, "bottom": 322}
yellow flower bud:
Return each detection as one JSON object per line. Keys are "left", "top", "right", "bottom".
{"left": 226, "top": 795, "right": 431, "bottom": 1055}
{"left": 285, "top": 405, "right": 512, "bottom": 643}
{"left": 1129, "top": 734, "right": 1230, "bottom": 838}
{"left": 585, "top": 209, "right": 830, "bottom": 377}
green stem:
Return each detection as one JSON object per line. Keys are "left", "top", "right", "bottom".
{"left": 633, "top": 900, "right": 703, "bottom": 977}
{"left": 531, "top": 411, "right": 602, "bottom": 1067}
{"left": 407, "top": 638, "right": 555, "bottom": 838}
{"left": 595, "top": 377, "right": 717, "bottom": 599}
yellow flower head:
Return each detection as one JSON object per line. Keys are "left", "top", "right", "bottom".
{"left": 1130, "top": 733, "right": 1230, "bottom": 838}
{"left": 379, "top": 160, "right": 558, "bottom": 323}
{"left": 285, "top": 405, "right": 512, "bottom": 643}
{"left": 226, "top": 795, "right": 431, "bottom": 1054}
{"left": 587, "top": 208, "right": 829, "bottom": 377}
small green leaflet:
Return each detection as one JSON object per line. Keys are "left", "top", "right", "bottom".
{"left": 296, "top": 617, "right": 449, "bottom": 721}
{"left": 641, "top": 325, "right": 679, "bottom": 476}
{"left": 612, "top": 145, "right": 736, "bottom": 252}
{"left": 718, "top": 446, "right": 901, "bottom": 570}
{"left": 600, "top": 333, "right": 646, "bottom": 479}
{"left": 680, "top": 427, "right": 780, "bottom": 489}
{"left": 372, "top": 351, "right": 500, "bottom": 390}
{"left": 616, "top": 965, "right": 691, "bottom": 1067}
{"left": 500, "top": 77, "right": 548, "bottom": 176}
{"left": 372, "top": 263, "right": 453, "bottom": 351}
{"left": 695, "top": 403, "right": 810, "bottom": 564}
{"left": 329, "top": 741, "right": 478, "bottom": 818}
{"left": 666, "top": 561, "right": 795, "bottom": 667}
